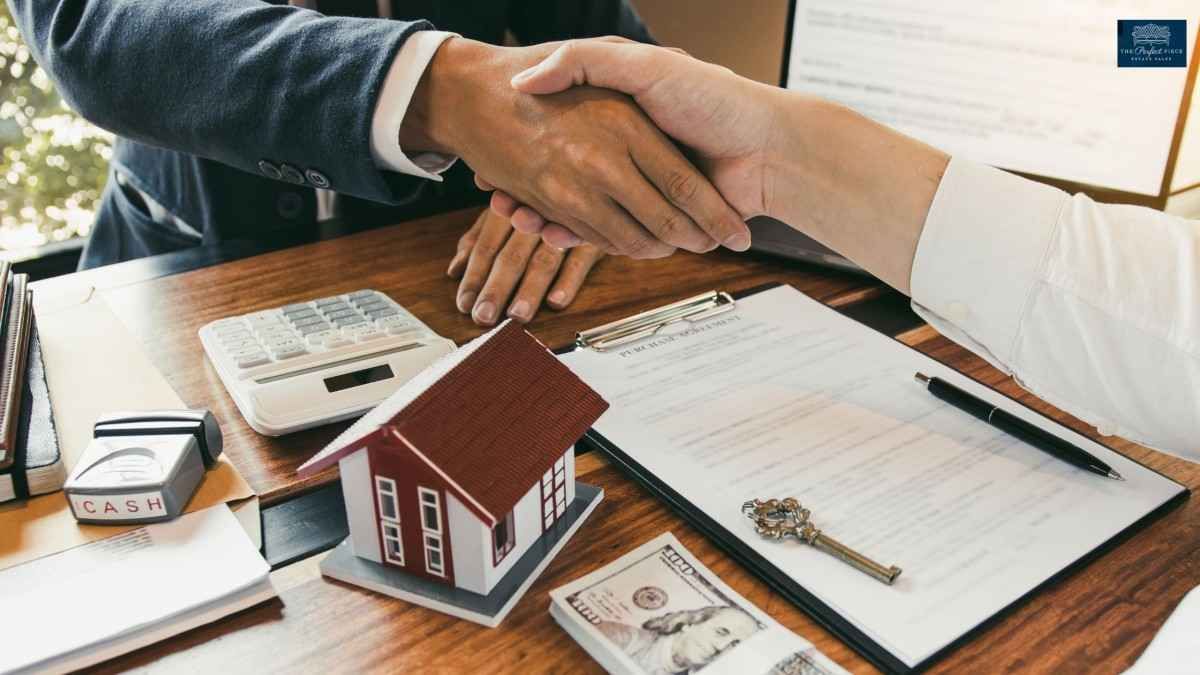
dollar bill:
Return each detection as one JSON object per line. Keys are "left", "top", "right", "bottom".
{"left": 549, "top": 532, "right": 847, "bottom": 675}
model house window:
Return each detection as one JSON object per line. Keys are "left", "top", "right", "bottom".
{"left": 541, "top": 455, "right": 568, "bottom": 532}
{"left": 375, "top": 476, "right": 403, "bottom": 565}
{"left": 493, "top": 510, "right": 516, "bottom": 564}
{"left": 381, "top": 523, "right": 404, "bottom": 565}
{"left": 418, "top": 487, "right": 445, "bottom": 577}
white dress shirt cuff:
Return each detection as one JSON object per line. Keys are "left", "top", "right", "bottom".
{"left": 909, "top": 157, "right": 1069, "bottom": 368}
{"left": 370, "top": 30, "right": 460, "bottom": 181}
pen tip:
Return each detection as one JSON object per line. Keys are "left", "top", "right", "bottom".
{"left": 914, "top": 372, "right": 930, "bottom": 385}
{"left": 1108, "top": 469, "right": 1125, "bottom": 481}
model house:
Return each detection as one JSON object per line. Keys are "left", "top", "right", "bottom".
{"left": 298, "top": 321, "right": 607, "bottom": 623}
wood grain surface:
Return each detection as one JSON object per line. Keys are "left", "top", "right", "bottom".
{"left": 61, "top": 207, "right": 876, "bottom": 505}
{"left": 44, "top": 208, "right": 1197, "bottom": 673}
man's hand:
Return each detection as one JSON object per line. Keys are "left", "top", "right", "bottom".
{"left": 447, "top": 209, "right": 604, "bottom": 326}
{"left": 480, "top": 38, "right": 778, "bottom": 249}
{"left": 401, "top": 38, "right": 750, "bottom": 259}
{"left": 488, "top": 37, "right": 950, "bottom": 294}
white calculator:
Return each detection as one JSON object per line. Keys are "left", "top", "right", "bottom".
{"left": 199, "top": 289, "right": 455, "bottom": 436}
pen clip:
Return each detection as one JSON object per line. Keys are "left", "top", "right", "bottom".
{"left": 575, "top": 291, "right": 736, "bottom": 352}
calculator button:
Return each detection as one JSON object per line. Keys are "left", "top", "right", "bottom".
{"left": 314, "top": 296, "right": 343, "bottom": 307}
{"left": 222, "top": 339, "right": 261, "bottom": 353}
{"left": 356, "top": 301, "right": 389, "bottom": 314}
{"left": 387, "top": 326, "right": 425, "bottom": 339}
{"left": 323, "top": 336, "right": 353, "bottom": 349}
{"left": 281, "top": 302, "right": 312, "bottom": 314}
{"left": 325, "top": 307, "right": 357, "bottom": 319}
{"left": 306, "top": 331, "right": 338, "bottom": 347}
{"left": 236, "top": 353, "right": 271, "bottom": 369}
{"left": 297, "top": 322, "right": 333, "bottom": 335}
{"left": 290, "top": 314, "right": 324, "bottom": 327}
{"left": 365, "top": 306, "right": 399, "bottom": 319}
{"left": 348, "top": 289, "right": 377, "bottom": 300}
{"left": 286, "top": 309, "right": 319, "bottom": 321}
{"left": 334, "top": 316, "right": 366, "bottom": 328}
{"left": 355, "top": 330, "right": 386, "bottom": 342}
{"left": 271, "top": 346, "right": 307, "bottom": 360}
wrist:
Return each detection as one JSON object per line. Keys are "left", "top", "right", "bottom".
{"left": 400, "top": 37, "right": 496, "bottom": 156}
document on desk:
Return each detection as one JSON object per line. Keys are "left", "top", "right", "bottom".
{"left": 785, "top": 0, "right": 1198, "bottom": 196}
{"left": 559, "top": 285, "right": 1184, "bottom": 668}
{"left": 0, "top": 504, "right": 275, "bottom": 674}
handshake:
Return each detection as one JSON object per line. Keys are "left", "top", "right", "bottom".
{"left": 417, "top": 37, "right": 949, "bottom": 323}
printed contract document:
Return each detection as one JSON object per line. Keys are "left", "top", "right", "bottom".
{"left": 786, "top": 0, "right": 1197, "bottom": 196}
{"left": 560, "top": 286, "right": 1184, "bottom": 667}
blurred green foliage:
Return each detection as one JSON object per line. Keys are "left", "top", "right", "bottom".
{"left": 0, "top": 3, "right": 111, "bottom": 252}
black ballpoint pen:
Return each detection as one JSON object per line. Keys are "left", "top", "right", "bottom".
{"left": 914, "top": 373, "right": 1124, "bottom": 481}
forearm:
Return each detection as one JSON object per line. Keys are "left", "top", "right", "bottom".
{"left": 12, "top": 0, "right": 427, "bottom": 202}
{"left": 766, "top": 92, "right": 949, "bottom": 294}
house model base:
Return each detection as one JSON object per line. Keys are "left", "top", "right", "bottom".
{"left": 321, "top": 483, "right": 603, "bottom": 628}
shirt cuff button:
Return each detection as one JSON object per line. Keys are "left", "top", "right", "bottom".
{"left": 257, "top": 160, "right": 282, "bottom": 181}
{"left": 279, "top": 163, "right": 307, "bottom": 185}
{"left": 305, "top": 169, "right": 331, "bottom": 189}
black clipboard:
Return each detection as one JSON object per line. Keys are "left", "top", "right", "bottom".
{"left": 556, "top": 283, "right": 1190, "bottom": 674}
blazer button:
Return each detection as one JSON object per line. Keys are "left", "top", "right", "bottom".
{"left": 305, "top": 169, "right": 331, "bottom": 189}
{"left": 277, "top": 192, "right": 304, "bottom": 220}
{"left": 257, "top": 160, "right": 282, "bottom": 181}
{"left": 279, "top": 163, "right": 306, "bottom": 185}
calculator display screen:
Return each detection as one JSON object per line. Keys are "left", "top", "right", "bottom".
{"left": 324, "top": 364, "right": 395, "bottom": 393}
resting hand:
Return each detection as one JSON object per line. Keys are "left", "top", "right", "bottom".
{"left": 480, "top": 38, "right": 781, "bottom": 247}
{"left": 447, "top": 209, "right": 604, "bottom": 326}
{"left": 402, "top": 38, "right": 749, "bottom": 258}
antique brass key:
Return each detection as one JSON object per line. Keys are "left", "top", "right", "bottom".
{"left": 742, "top": 498, "right": 902, "bottom": 585}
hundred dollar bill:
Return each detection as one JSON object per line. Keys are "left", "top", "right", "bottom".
{"left": 549, "top": 532, "right": 847, "bottom": 675}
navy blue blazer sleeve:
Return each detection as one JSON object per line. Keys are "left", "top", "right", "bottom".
{"left": 8, "top": 0, "right": 429, "bottom": 204}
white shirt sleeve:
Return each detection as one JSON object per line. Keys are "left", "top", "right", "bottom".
{"left": 369, "top": 30, "right": 459, "bottom": 180}
{"left": 909, "top": 157, "right": 1200, "bottom": 460}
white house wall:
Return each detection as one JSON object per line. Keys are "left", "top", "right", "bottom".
{"left": 340, "top": 449, "right": 381, "bottom": 564}
{"left": 482, "top": 481, "right": 542, "bottom": 593}
{"left": 447, "top": 492, "right": 488, "bottom": 594}
{"left": 566, "top": 448, "right": 576, "bottom": 503}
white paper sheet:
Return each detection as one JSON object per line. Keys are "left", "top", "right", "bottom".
{"left": 0, "top": 504, "right": 273, "bottom": 674}
{"left": 786, "top": 0, "right": 1197, "bottom": 196}
{"left": 561, "top": 286, "right": 1183, "bottom": 666}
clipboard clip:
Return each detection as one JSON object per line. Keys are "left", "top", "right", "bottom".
{"left": 575, "top": 290, "right": 736, "bottom": 352}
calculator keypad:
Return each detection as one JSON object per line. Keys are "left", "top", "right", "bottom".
{"left": 208, "top": 290, "right": 433, "bottom": 371}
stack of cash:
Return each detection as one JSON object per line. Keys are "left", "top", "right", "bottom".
{"left": 549, "top": 532, "right": 847, "bottom": 675}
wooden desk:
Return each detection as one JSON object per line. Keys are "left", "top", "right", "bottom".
{"left": 42, "top": 208, "right": 1198, "bottom": 673}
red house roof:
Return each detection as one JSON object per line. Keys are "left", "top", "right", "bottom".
{"left": 297, "top": 321, "right": 608, "bottom": 526}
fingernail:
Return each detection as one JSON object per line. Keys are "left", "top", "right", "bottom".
{"left": 548, "top": 290, "right": 568, "bottom": 307}
{"left": 473, "top": 300, "right": 497, "bottom": 324}
{"left": 508, "top": 300, "right": 531, "bottom": 321}
{"left": 457, "top": 290, "right": 477, "bottom": 313}
{"left": 510, "top": 67, "right": 536, "bottom": 87}
{"left": 723, "top": 231, "right": 752, "bottom": 252}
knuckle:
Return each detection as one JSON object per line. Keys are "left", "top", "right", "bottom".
{"left": 473, "top": 242, "right": 500, "bottom": 260}
{"left": 496, "top": 246, "right": 527, "bottom": 269}
{"left": 620, "top": 234, "right": 659, "bottom": 259}
{"left": 531, "top": 246, "right": 563, "bottom": 270}
{"left": 664, "top": 170, "right": 700, "bottom": 204}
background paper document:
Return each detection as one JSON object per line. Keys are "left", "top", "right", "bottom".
{"left": 560, "top": 285, "right": 1183, "bottom": 667}
{"left": 786, "top": 0, "right": 1197, "bottom": 196}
